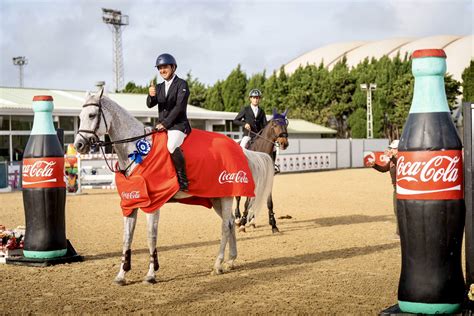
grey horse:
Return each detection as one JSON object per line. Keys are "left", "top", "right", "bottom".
{"left": 74, "top": 89, "right": 274, "bottom": 285}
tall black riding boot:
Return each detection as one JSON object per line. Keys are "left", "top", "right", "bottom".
{"left": 171, "top": 147, "right": 189, "bottom": 191}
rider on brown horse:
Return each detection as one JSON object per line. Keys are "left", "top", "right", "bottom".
{"left": 233, "top": 89, "right": 268, "bottom": 149}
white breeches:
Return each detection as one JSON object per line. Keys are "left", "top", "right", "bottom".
{"left": 240, "top": 136, "right": 251, "bottom": 149}
{"left": 167, "top": 130, "right": 187, "bottom": 153}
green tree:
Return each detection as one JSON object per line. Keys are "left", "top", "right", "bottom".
{"left": 186, "top": 71, "right": 207, "bottom": 108}
{"left": 204, "top": 80, "right": 224, "bottom": 111}
{"left": 329, "top": 57, "right": 356, "bottom": 137}
{"left": 391, "top": 73, "right": 414, "bottom": 139}
{"left": 444, "top": 74, "right": 462, "bottom": 109}
{"left": 286, "top": 65, "right": 316, "bottom": 121}
{"left": 348, "top": 108, "right": 367, "bottom": 138}
{"left": 121, "top": 81, "right": 148, "bottom": 94}
{"left": 263, "top": 67, "right": 289, "bottom": 114}
{"left": 221, "top": 65, "right": 248, "bottom": 112}
{"left": 121, "top": 76, "right": 158, "bottom": 94}
{"left": 247, "top": 71, "right": 266, "bottom": 94}
{"left": 461, "top": 60, "right": 474, "bottom": 103}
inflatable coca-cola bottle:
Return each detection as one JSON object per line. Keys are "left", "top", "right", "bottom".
{"left": 22, "top": 96, "right": 67, "bottom": 259}
{"left": 396, "top": 49, "right": 465, "bottom": 313}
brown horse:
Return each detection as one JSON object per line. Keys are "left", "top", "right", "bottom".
{"left": 235, "top": 108, "right": 289, "bottom": 233}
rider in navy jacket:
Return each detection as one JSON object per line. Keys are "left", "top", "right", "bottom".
{"left": 233, "top": 89, "right": 268, "bottom": 148}
{"left": 146, "top": 76, "right": 191, "bottom": 134}
{"left": 147, "top": 53, "right": 191, "bottom": 191}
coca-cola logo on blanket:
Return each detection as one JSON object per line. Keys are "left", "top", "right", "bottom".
{"left": 121, "top": 191, "right": 141, "bottom": 200}
{"left": 218, "top": 170, "right": 249, "bottom": 184}
{"left": 396, "top": 150, "right": 463, "bottom": 200}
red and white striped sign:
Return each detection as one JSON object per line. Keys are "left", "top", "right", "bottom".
{"left": 396, "top": 150, "right": 463, "bottom": 200}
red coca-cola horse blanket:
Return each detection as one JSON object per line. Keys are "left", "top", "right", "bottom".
{"left": 115, "top": 129, "right": 255, "bottom": 216}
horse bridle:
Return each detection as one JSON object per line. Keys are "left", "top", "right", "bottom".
{"left": 77, "top": 98, "right": 108, "bottom": 148}
{"left": 250, "top": 118, "right": 289, "bottom": 147}
{"left": 77, "top": 94, "right": 157, "bottom": 174}
{"left": 273, "top": 118, "right": 289, "bottom": 139}
{"left": 78, "top": 95, "right": 157, "bottom": 148}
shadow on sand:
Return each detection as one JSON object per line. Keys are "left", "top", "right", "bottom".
{"left": 83, "top": 214, "right": 396, "bottom": 262}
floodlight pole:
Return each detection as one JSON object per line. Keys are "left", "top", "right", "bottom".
{"left": 360, "top": 83, "right": 377, "bottom": 139}
{"left": 102, "top": 8, "right": 129, "bottom": 92}
{"left": 12, "top": 56, "right": 28, "bottom": 87}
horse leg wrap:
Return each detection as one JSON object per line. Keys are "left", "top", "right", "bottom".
{"left": 269, "top": 212, "right": 276, "bottom": 226}
{"left": 240, "top": 216, "right": 248, "bottom": 226}
{"left": 122, "top": 249, "right": 131, "bottom": 272}
{"left": 151, "top": 249, "right": 159, "bottom": 272}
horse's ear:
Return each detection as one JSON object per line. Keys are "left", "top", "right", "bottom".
{"left": 102, "top": 87, "right": 109, "bottom": 97}
{"left": 272, "top": 108, "right": 277, "bottom": 116}
{"left": 283, "top": 108, "right": 289, "bottom": 117}
{"left": 99, "top": 87, "right": 104, "bottom": 98}
{"left": 84, "top": 90, "right": 91, "bottom": 98}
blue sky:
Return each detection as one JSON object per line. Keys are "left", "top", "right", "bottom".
{"left": 0, "top": 0, "right": 472, "bottom": 91}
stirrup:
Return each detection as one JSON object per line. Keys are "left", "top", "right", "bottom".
{"left": 177, "top": 172, "right": 189, "bottom": 191}
{"left": 179, "top": 182, "right": 189, "bottom": 192}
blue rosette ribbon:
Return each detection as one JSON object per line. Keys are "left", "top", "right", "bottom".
{"left": 128, "top": 151, "right": 143, "bottom": 164}
{"left": 136, "top": 139, "right": 151, "bottom": 155}
{"left": 128, "top": 139, "right": 152, "bottom": 164}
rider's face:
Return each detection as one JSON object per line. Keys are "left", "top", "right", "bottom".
{"left": 158, "top": 65, "right": 175, "bottom": 81}
{"left": 250, "top": 96, "right": 261, "bottom": 106}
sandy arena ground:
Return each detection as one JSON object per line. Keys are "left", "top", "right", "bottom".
{"left": 1, "top": 168, "right": 408, "bottom": 314}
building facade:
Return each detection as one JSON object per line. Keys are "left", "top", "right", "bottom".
{"left": 0, "top": 87, "right": 336, "bottom": 162}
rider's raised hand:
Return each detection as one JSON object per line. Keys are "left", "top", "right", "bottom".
{"left": 149, "top": 80, "right": 156, "bottom": 97}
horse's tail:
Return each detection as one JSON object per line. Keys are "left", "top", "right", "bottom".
{"left": 243, "top": 149, "right": 274, "bottom": 221}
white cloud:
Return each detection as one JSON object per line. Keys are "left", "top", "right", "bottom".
{"left": 0, "top": 0, "right": 472, "bottom": 90}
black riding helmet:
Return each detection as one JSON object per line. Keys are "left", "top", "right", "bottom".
{"left": 155, "top": 53, "right": 177, "bottom": 68}
{"left": 249, "top": 89, "right": 262, "bottom": 98}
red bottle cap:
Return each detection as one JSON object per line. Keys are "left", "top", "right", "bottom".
{"left": 33, "top": 95, "right": 54, "bottom": 101}
{"left": 412, "top": 49, "right": 446, "bottom": 59}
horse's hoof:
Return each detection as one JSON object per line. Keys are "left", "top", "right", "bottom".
{"left": 114, "top": 278, "right": 126, "bottom": 286}
{"left": 235, "top": 218, "right": 241, "bottom": 225}
{"left": 143, "top": 277, "right": 157, "bottom": 284}
{"left": 272, "top": 227, "right": 280, "bottom": 234}
{"left": 223, "top": 261, "right": 235, "bottom": 271}
{"left": 238, "top": 226, "right": 246, "bottom": 233}
{"left": 211, "top": 268, "right": 223, "bottom": 276}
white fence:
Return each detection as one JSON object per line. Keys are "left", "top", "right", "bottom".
{"left": 76, "top": 154, "right": 116, "bottom": 191}
{"left": 76, "top": 138, "right": 391, "bottom": 188}
{"left": 3, "top": 138, "right": 390, "bottom": 192}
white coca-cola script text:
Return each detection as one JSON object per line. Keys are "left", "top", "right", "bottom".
{"left": 121, "top": 191, "right": 141, "bottom": 200}
{"left": 218, "top": 170, "right": 249, "bottom": 184}
{"left": 23, "top": 161, "right": 56, "bottom": 178}
{"left": 397, "top": 155, "right": 460, "bottom": 183}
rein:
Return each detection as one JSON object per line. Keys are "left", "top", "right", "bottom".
{"left": 249, "top": 130, "right": 279, "bottom": 147}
